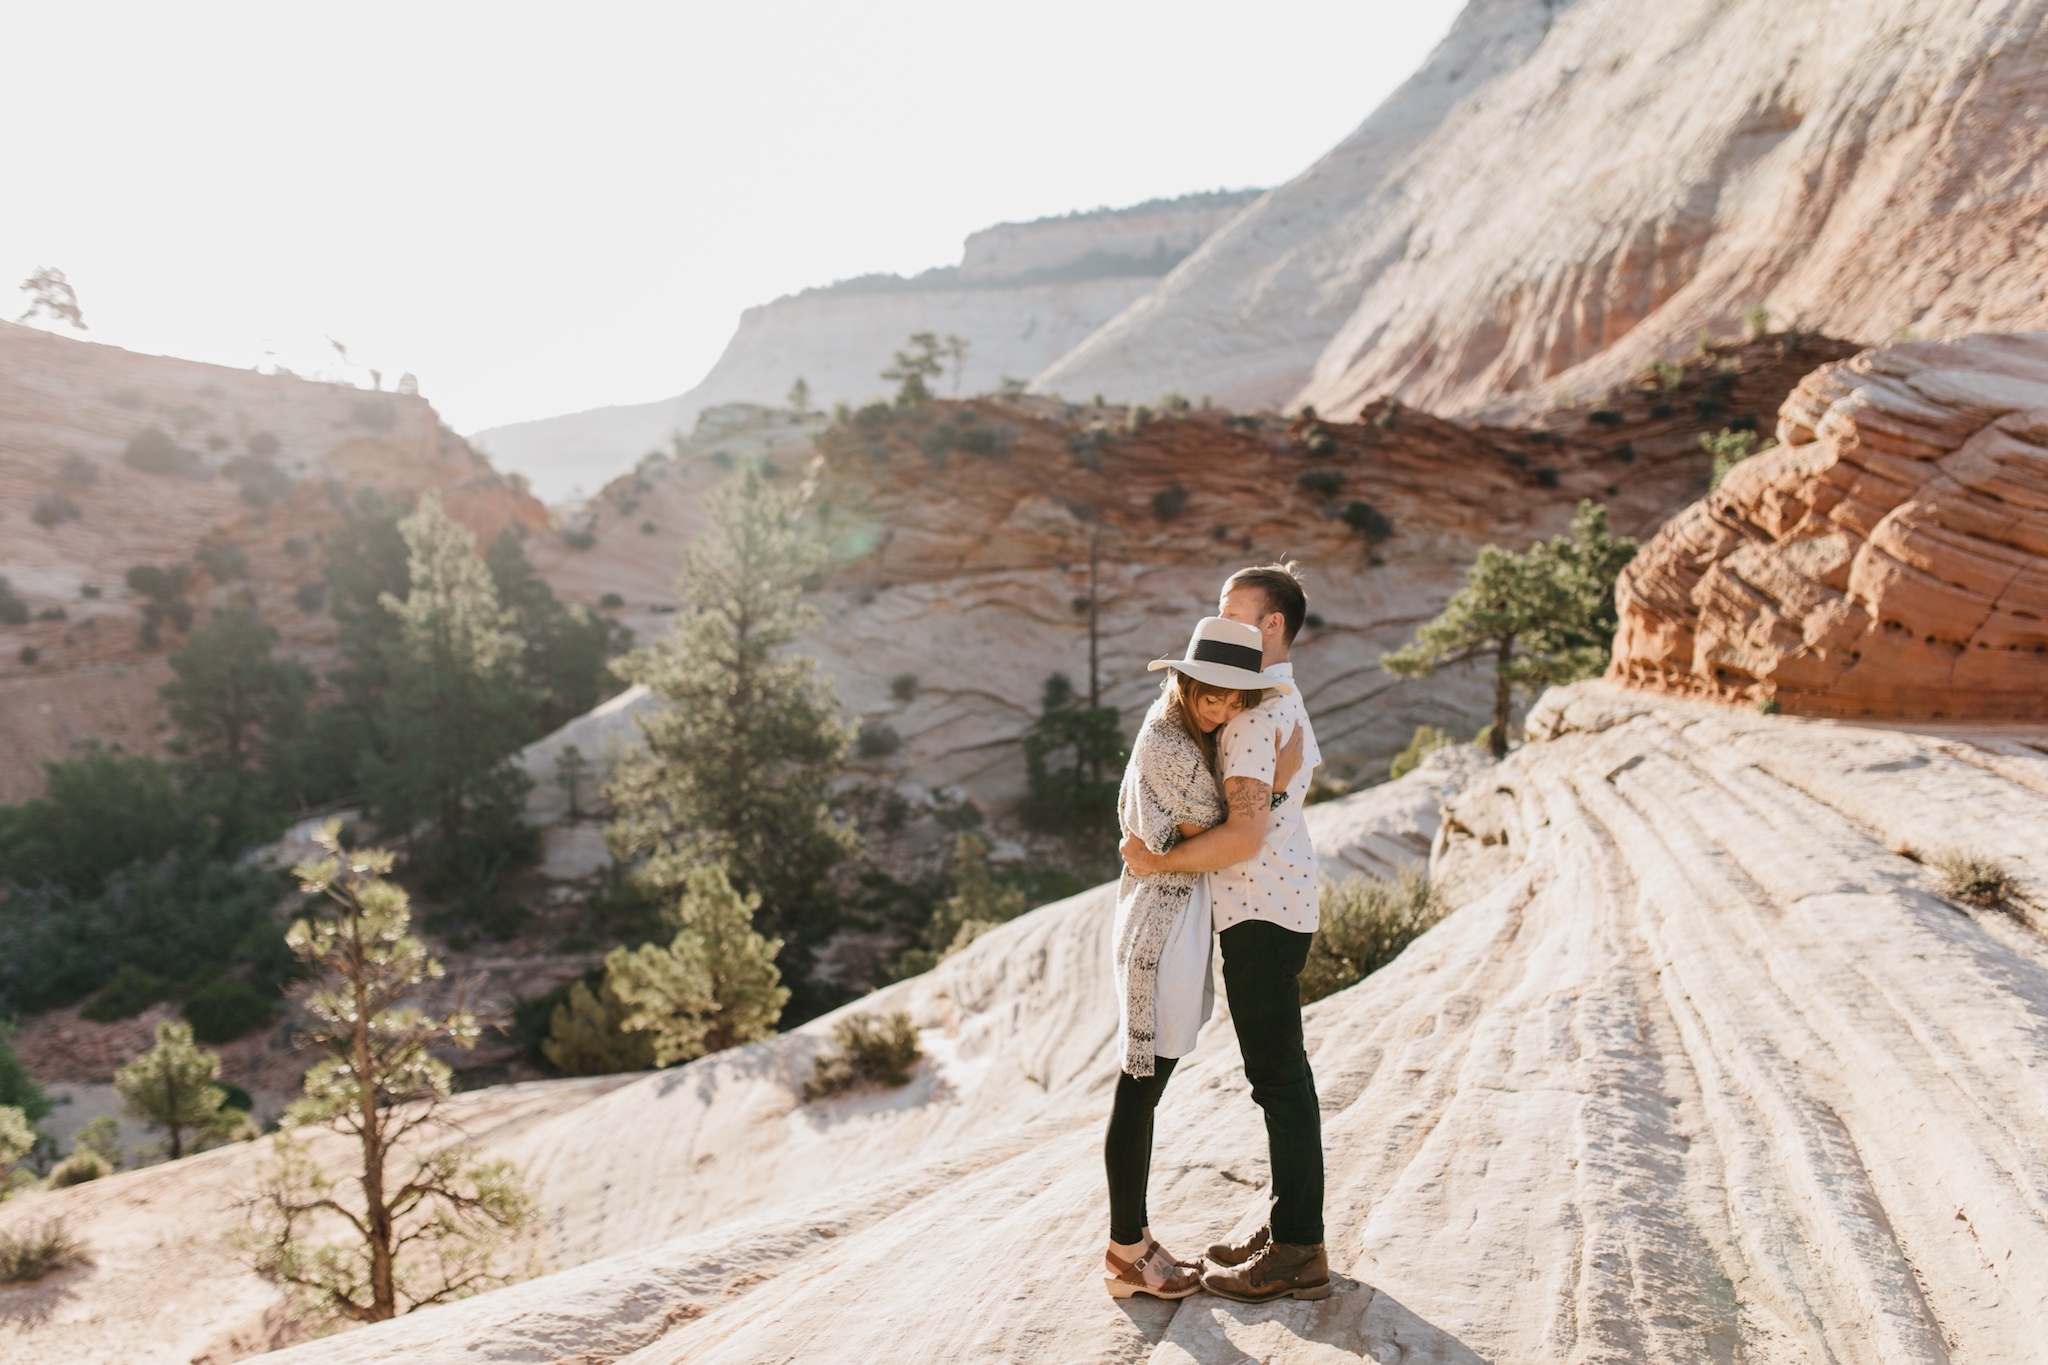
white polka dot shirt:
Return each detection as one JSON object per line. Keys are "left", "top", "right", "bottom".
{"left": 1213, "top": 663, "right": 1321, "bottom": 935}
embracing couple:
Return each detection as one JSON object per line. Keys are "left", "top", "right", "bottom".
{"left": 1104, "top": 562, "right": 1328, "bottom": 1305}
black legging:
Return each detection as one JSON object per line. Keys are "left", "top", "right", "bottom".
{"left": 1104, "top": 1055, "right": 1179, "bottom": 1245}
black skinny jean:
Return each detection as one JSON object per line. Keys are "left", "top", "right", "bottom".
{"left": 1105, "top": 1055, "right": 1178, "bottom": 1245}
{"left": 1220, "top": 918, "right": 1324, "bottom": 1246}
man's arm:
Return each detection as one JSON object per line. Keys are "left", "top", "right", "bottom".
{"left": 1122, "top": 776, "right": 1269, "bottom": 875}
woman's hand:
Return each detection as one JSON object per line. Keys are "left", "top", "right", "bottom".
{"left": 1121, "top": 834, "right": 1165, "bottom": 877}
{"left": 1272, "top": 722, "right": 1305, "bottom": 795}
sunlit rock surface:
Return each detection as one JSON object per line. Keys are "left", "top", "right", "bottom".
{"left": 13, "top": 682, "right": 2048, "bottom": 1362}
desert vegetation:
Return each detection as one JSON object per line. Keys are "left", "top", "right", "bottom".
{"left": 239, "top": 823, "right": 537, "bottom": 1325}
{"left": 1299, "top": 867, "right": 1449, "bottom": 1004}
{"left": 1384, "top": 501, "right": 1637, "bottom": 757}
{"left": 803, "top": 1011, "right": 922, "bottom": 1099}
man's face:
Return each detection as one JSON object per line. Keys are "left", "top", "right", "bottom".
{"left": 1220, "top": 586, "right": 1274, "bottom": 637}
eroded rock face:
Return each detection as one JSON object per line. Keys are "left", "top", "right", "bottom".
{"left": 1611, "top": 331, "right": 2048, "bottom": 717}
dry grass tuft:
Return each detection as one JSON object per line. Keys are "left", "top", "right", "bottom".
{"left": 0, "top": 1219, "right": 91, "bottom": 1285}
{"left": 804, "top": 1011, "right": 923, "bottom": 1100}
{"left": 1300, "top": 866, "right": 1450, "bottom": 1005}
{"left": 1928, "top": 845, "right": 2013, "bottom": 908}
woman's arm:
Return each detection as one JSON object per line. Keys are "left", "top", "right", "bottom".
{"left": 1125, "top": 777, "right": 1270, "bottom": 874}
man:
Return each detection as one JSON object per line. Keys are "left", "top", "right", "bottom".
{"left": 1119, "top": 562, "right": 1327, "bottom": 1303}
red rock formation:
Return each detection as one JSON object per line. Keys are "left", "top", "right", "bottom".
{"left": 1611, "top": 332, "right": 2048, "bottom": 718}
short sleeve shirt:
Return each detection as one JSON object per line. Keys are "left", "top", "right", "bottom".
{"left": 1212, "top": 663, "right": 1320, "bottom": 934}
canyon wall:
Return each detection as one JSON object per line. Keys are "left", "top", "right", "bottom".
{"left": 0, "top": 319, "right": 546, "bottom": 802}
{"left": 524, "top": 335, "right": 1841, "bottom": 836}
{"left": 471, "top": 191, "right": 1259, "bottom": 503}
{"left": 1039, "top": 0, "right": 2048, "bottom": 425}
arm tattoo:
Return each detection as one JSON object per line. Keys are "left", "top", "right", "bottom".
{"left": 1224, "top": 776, "right": 1271, "bottom": 823}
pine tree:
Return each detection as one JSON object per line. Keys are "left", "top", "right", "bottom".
{"left": 1020, "top": 673, "right": 1123, "bottom": 854}
{"left": 114, "top": 1020, "right": 225, "bottom": 1160}
{"left": 160, "top": 603, "right": 312, "bottom": 845}
{"left": 605, "top": 863, "right": 788, "bottom": 1064}
{"left": 1383, "top": 501, "right": 1637, "bottom": 758}
{"left": 541, "top": 978, "right": 656, "bottom": 1076}
{"left": 881, "top": 332, "right": 943, "bottom": 408}
{"left": 786, "top": 376, "right": 811, "bottom": 416}
{"left": 606, "top": 470, "right": 856, "bottom": 1004}
{"left": 241, "top": 822, "right": 535, "bottom": 1324}
{"left": 0, "top": 1104, "right": 35, "bottom": 1194}
{"left": 359, "top": 492, "right": 534, "bottom": 889}
{"left": 484, "top": 528, "right": 626, "bottom": 733}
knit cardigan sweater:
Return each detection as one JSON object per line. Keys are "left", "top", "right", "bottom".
{"left": 1112, "top": 700, "right": 1227, "bottom": 1077}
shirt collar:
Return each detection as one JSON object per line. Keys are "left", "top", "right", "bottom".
{"left": 1263, "top": 661, "right": 1294, "bottom": 680}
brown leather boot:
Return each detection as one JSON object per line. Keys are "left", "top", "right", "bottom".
{"left": 1201, "top": 1239, "right": 1330, "bottom": 1303}
{"left": 1205, "top": 1223, "right": 1270, "bottom": 1268}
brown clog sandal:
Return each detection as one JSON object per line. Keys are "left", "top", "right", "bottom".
{"left": 1103, "top": 1241, "right": 1203, "bottom": 1300}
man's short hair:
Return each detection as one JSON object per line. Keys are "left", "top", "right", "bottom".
{"left": 1223, "top": 562, "right": 1308, "bottom": 644}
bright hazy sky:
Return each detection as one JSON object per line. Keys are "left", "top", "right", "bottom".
{"left": 2, "top": 2, "right": 1463, "bottom": 436}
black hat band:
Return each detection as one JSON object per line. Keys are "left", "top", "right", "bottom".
{"left": 1190, "top": 638, "right": 1263, "bottom": 672}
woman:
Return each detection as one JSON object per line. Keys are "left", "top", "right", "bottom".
{"left": 1103, "top": 616, "right": 1302, "bottom": 1300}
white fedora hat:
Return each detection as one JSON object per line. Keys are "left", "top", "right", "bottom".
{"left": 1148, "top": 617, "right": 1291, "bottom": 693}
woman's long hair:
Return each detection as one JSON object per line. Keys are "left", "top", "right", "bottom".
{"left": 1161, "top": 670, "right": 1265, "bottom": 773}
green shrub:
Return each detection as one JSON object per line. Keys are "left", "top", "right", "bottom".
{"left": 889, "top": 673, "right": 918, "bottom": 703}
{"left": 804, "top": 1011, "right": 922, "bottom": 1099}
{"left": 1125, "top": 404, "right": 1153, "bottom": 435}
{"left": 32, "top": 494, "right": 81, "bottom": 528}
{"left": 1151, "top": 482, "right": 1189, "bottom": 520}
{"left": 246, "top": 432, "right": 281, "bottom": 457}
{"left": 1929, "top": 846, "right": 2011, "bottom": 907}
{"left": 1703, "top": 427, "right": 1773, "bottom": 490}
{"left": 0, "top": 854, "right": 288, "bottom": 1017}
{"left": 0, "top": 1025, "right": 50, "bottom": 1123}
{"left": 221, "top": 455, "right": 292, "bottom": 510}
{"left": 47, "top": 1149, "right": 110, "bottom": 1188}
{"left": 183, "top": 978, "right": 274, "bottom": 1043}
{"left": 1297, "top": 468, "right": 1345, "bottom": 497}
{"left": 1304, "top": 428, "right": 1338, "bottom": 457}
{"left": 562, "top": 527, "right": 596, "bottom": 550}
{"left": 1653, "top": 361, "right": 1684, "bottom": 391}
{"left": 282, "top": 536, "right": 309, "bottom": 559}
{"left": 17, "top": 646, "right": 37, "bottom": 666}
{"left": 1299, "top": 867, "right": 1448, "bottom": 1004}
{"left": 0, "top": 578, "right": 29, "bottom": 625}
{"left": 197, "top": 541, "right": 247, "bottom": 580}
{"left": 1069, "top": 426, "right": 1107, "bottom": 471}
{"left": 60, "top": 454, "right": 98, "bottom": 486}
{"left": 1388, "top": 725, "right": 1450, "bottom": 780}
{"left": 80, "top": 964, "right": 171, "bottom": 1021}
{"left": 1341, "top": 501, "right": 1393, "bottom": 541}
{"left": 856, "top": 722, "right": 903, "bottom": 758}
{"left": 1650, "top": 402, "right": 1675, "bottom": 419}
{"left": 123, "top": 427, "right": 200, "bottom": 476}
{"left": 0, "top": 1221, "right": 89, "bottom": 1284}
{"left": 1587, "top": 408, "right": 1624, "bottom": 426}
{"left": 293, "top": 581, "right": 327, "bottom": 614}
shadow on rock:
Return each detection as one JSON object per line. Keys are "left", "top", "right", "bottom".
{"left": 1156, "top": 1275, "right": 1488, "bottom": 1364}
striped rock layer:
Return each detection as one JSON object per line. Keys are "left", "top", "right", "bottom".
{"left": 1611, "top": 331, "right": 2048, "bottom": 717}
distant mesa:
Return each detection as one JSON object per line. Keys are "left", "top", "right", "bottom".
{"left": 1612, "top": 332, "right": 2048, "bottom": 719}
{"left": 469, "top": 190, "right": 1260, "bottom": 505}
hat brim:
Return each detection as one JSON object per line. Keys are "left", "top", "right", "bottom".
{"left": 1147, "top": 658, "right": 1292, "bottom": 694}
